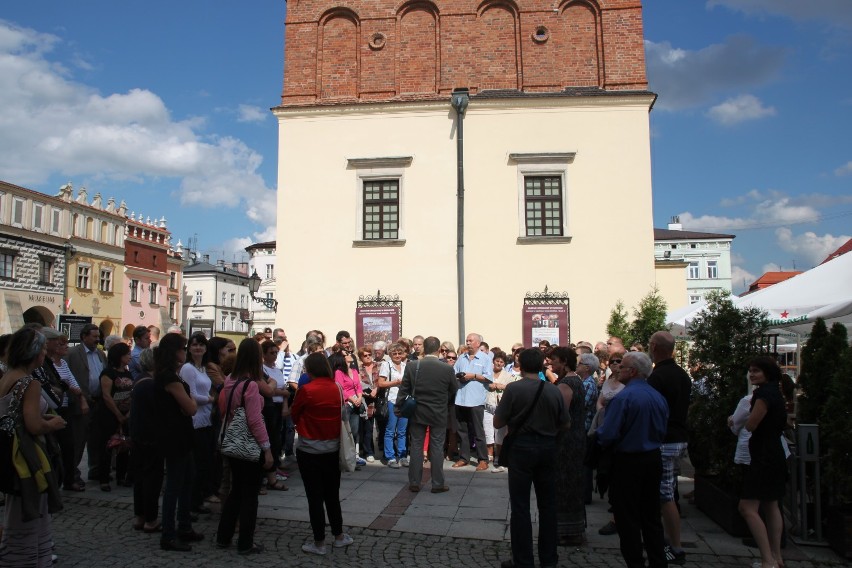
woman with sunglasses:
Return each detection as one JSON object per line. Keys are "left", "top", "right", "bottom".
{"left": 443, "top": 350, "right": 460, "bottom": 460}
{"left": 357, "top": 347, "right": 379, "bottom": 463}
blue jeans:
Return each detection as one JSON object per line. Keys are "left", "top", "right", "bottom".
{"left": 383, "top": 402, "right": 408, "bottom": 460}
{"left": 507, "top": 433, "right": 558, "bottom": 568}
{"left": 162, "top": 452, "right": 195, "bottom": 541}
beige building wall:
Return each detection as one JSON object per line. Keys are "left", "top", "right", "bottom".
{"left": 654, "top": 260, "right": 689, "bottom": 314}
{"left": 276, "top": 95, "right": 656, "bottom": 348}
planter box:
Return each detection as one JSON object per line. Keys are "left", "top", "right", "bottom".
{"left": 694, "top": 474, "right": 750, "bottom": 537}
{"left": 827, "top": 506, "right": 852, "bottom": 560}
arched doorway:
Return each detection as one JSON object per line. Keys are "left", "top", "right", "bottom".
{"left": 99, "top": 319, "right": 114, "bottom": 339}
{"left": 23, "top": 306, "right": 54, "bottom": 327}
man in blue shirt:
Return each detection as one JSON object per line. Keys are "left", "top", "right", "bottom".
{"left": 597, "top": 351, "right": 669, "bottom": 568}
{"left": 452, "top": 332, "right": 493, "bottom": 471}
{"left": 129, "top": 325, "right": 151, "bottom": 381}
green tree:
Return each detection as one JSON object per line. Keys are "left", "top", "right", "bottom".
{"left": 798, "top": 319, "right": 849, "bottom": 424}
{"left": 822, "top": 331, "right": 852, "bottom": 504}
{"left": 686, "top": 290, "right": 768, "bottom": 489}
{"left": 629, "top": 286, "right": 668, "bottom": 349}
{"left": 606, "top": 299, "right": 631, "bottom": 343}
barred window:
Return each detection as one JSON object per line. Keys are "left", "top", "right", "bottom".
{"left": 363, "top": 180, "right": 399, "bottom": 240}
{"left": 524, "top": 176, "right": 563, "bottom": 237}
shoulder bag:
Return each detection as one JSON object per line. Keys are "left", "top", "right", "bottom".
{"left": 219, "top": 379, "right": 262, "bottom": 462}
{"left": 337, "top": 384, "right": 357, "bottom": 472}
{"left": 497, "top": 380, "right": 545, "bottom": 468}
{"left": 398, "top": 360, "right": 420, "bottom": 419}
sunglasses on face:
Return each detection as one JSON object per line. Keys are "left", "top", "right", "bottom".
{"left": 609, "top": 359, "right": 622, "bottom": 364}
{"left": 446, "top": 356, "right": 457, "bottom": 360}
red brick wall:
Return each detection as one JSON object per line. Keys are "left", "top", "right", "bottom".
{"left": 280, "top": 0, "right": 647, "bottom": 106}
{"left": 399, "top": 7, "right": 438, "bottom": 94}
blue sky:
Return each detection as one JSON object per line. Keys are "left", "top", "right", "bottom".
{"left": 1, "top": 0, "right": 850, "bottom": 293}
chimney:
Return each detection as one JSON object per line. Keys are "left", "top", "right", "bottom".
{"left": 668, "top": 215, "right": 682, "bottom": 231}
{"left": 217, "top": 259, "right": 225, "bottom": 268}
{"left": 202, "top": 254, "right": 210, "bottom": 263}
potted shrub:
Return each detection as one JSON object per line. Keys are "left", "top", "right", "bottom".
{"left": 685, "top": 290, "right": 768, "bottom": 536}
{"left": 820, "top": 324, "right": 851, "bottom": 559}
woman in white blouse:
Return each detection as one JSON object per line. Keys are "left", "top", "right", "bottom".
{"left": 179, "top": 332, "right": 216, "bottom": 513}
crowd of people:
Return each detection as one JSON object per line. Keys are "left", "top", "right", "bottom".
{"left": 0, "top": 323, "right": 792, "bottom": 568}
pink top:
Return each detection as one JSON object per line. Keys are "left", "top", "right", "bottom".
{"left": 218, "top": 376, "right": 270, "bottom": 449}
{"left": 335, "top": 368, "right": 363, "bottom": 400}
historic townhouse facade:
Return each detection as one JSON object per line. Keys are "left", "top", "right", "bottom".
{"left": 182, "top": 258, "right": 251, "bottom": 342}
{"left": 245, "top": 240, "right": 278, "bottom": 336}
{"left": 0, "top": 181, "right": 128, "bottom": 335}
{"left": 275, "top": 0, "right": 657, "bottom": 345}
{"left": 121, "top": 215, "right": 184, "bottom": 339}
{"left": 654, "top": 217, "right": 735, "bottom": 306}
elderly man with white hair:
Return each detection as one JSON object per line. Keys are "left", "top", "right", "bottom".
{"left": 596, "top": 351, "right": 668, "bottom": 568}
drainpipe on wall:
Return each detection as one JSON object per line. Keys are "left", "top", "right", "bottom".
{"left": 450, "top": 88, "right": 470, "bottom": 346}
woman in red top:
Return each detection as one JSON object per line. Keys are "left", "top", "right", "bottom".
{"left": 291, "top": 353, "right": 354, "bottom": 555}
{"left": 215, "top": 339, "right": 272, "bottom": 556}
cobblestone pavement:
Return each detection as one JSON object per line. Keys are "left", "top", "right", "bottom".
{"left": 49, "top": 494, "right": 846, "bottom": 568}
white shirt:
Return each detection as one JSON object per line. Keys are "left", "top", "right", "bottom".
{"left": 264, "top": 364, "right": 286, "bottom": 403}
{"left": 179, "top": 363, "right": 213, "bottom": 429}
{"left": 379, "top": 359, "right": 405, "bottom": 404}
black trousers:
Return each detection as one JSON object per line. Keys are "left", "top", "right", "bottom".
{"left": 455, "top": 405, "right": 487, "bottom": 462}
{"left": 297, "top": 449, "right": 343, "bottom": 542}
{"left": 610, "top": 450, "right": 666, "bottom": 568}
{"left": 132, "top": 442, "right": 164, "bottom": 523}
{"left": 217, "top": 457, "right": 262, "bottom": 551}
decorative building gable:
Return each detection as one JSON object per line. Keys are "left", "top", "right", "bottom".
{"left": 281, "top": 0, "right": 648, "bottom": 106}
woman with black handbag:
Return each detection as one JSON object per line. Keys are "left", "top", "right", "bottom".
{"left": 215, "top": 339, "right": 272, "bottom": 555}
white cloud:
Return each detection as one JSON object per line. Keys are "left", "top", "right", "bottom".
{"left": 731, "top": 264, "right": 757, "bottom": 292}
{"left": 679, "top": 197, "right": 819, "bottom": 231}
{"left": 237, "top": 104, "right": 268, "bottom": 123}
{"left": 762, "top": 263, "right": 782, "bottom": 272}
{"left": 707, "top": 94, "right": 776, "bottom": 125}
{"left": 775, "top": 227, "right": 851, "bottom": 265}
{"left": 835, "top": 161, "right": 852, "bottom": 176}
{"left": 0, "top": 19, "right": 275, "bottom": 231}
{"left": 707, "top": 0, "right": 852, "bottom": 29}
{"left": 645, "top": 36, "right": 785, "bottom": 111}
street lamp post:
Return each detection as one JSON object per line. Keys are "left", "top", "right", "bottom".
{"left": 248, "top": 270, "right": 278, "bottom": 312}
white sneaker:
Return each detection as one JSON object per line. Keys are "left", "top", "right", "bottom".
{"left": 399, "top": 456, "right": 410, "bottom": 467}
{"left": 333, "top": 533, "right": 354, "bottom": 548}
{"left": 302, "top": 542, "right": 327, "bottom": 555}
{"left": 388, "top": 459, "right": 400, "bottom": 469}
{"left": 366, "top": 455, "right": 375, "bottom": 463}
{"left": 491, "top": 465, "right": 506, "bottom": 473}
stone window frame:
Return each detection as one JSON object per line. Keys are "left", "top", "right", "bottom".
{"left": 687, "top": 261, "right": 700, "bottom": 280}
{"left": 510, "top": 153, "right": 575, "bottom": 244}
{"left": 11, "top": 197, "right": 25, "bottom": 228}
{"left": 0, "top": 248, "right": 17, "bottom": 280}
{"left": 149, "top": 282, "right": 159, "bottom": 305}
{"left": 50, "top": 208, "right": 62, "bottom": 236}
{"left": 348, "top": 156, "right": 412, "bottom": 247}
{"left": 99, "top": 268, "right": 114, "bottom": 293}
{"left": 38, "top": 255, "right": 55, "bottom": 286}
{"left": 32, "top": 202, "right": 45, "bottom": 233}
{"left": 129, "top": 279, "right": 140, "bottom": 303}
{"left": 76, "top": 263, "right": 92, "bottom": 290}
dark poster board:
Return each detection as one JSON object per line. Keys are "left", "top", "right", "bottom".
{"left": 522, "top": 304, "right": 570, "bottom": 347}
{"left": 356, "top": 306, "right": 401, "bottom": 348}
{"left": 57, "top": 314, "right": 93, "bottom": 345}
{"left": 188, "top": 319, "right": 214, "bottom": 340}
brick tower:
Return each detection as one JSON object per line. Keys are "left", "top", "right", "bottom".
{"left": 274, "top": 0, "right": 657, "bottom": 345}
